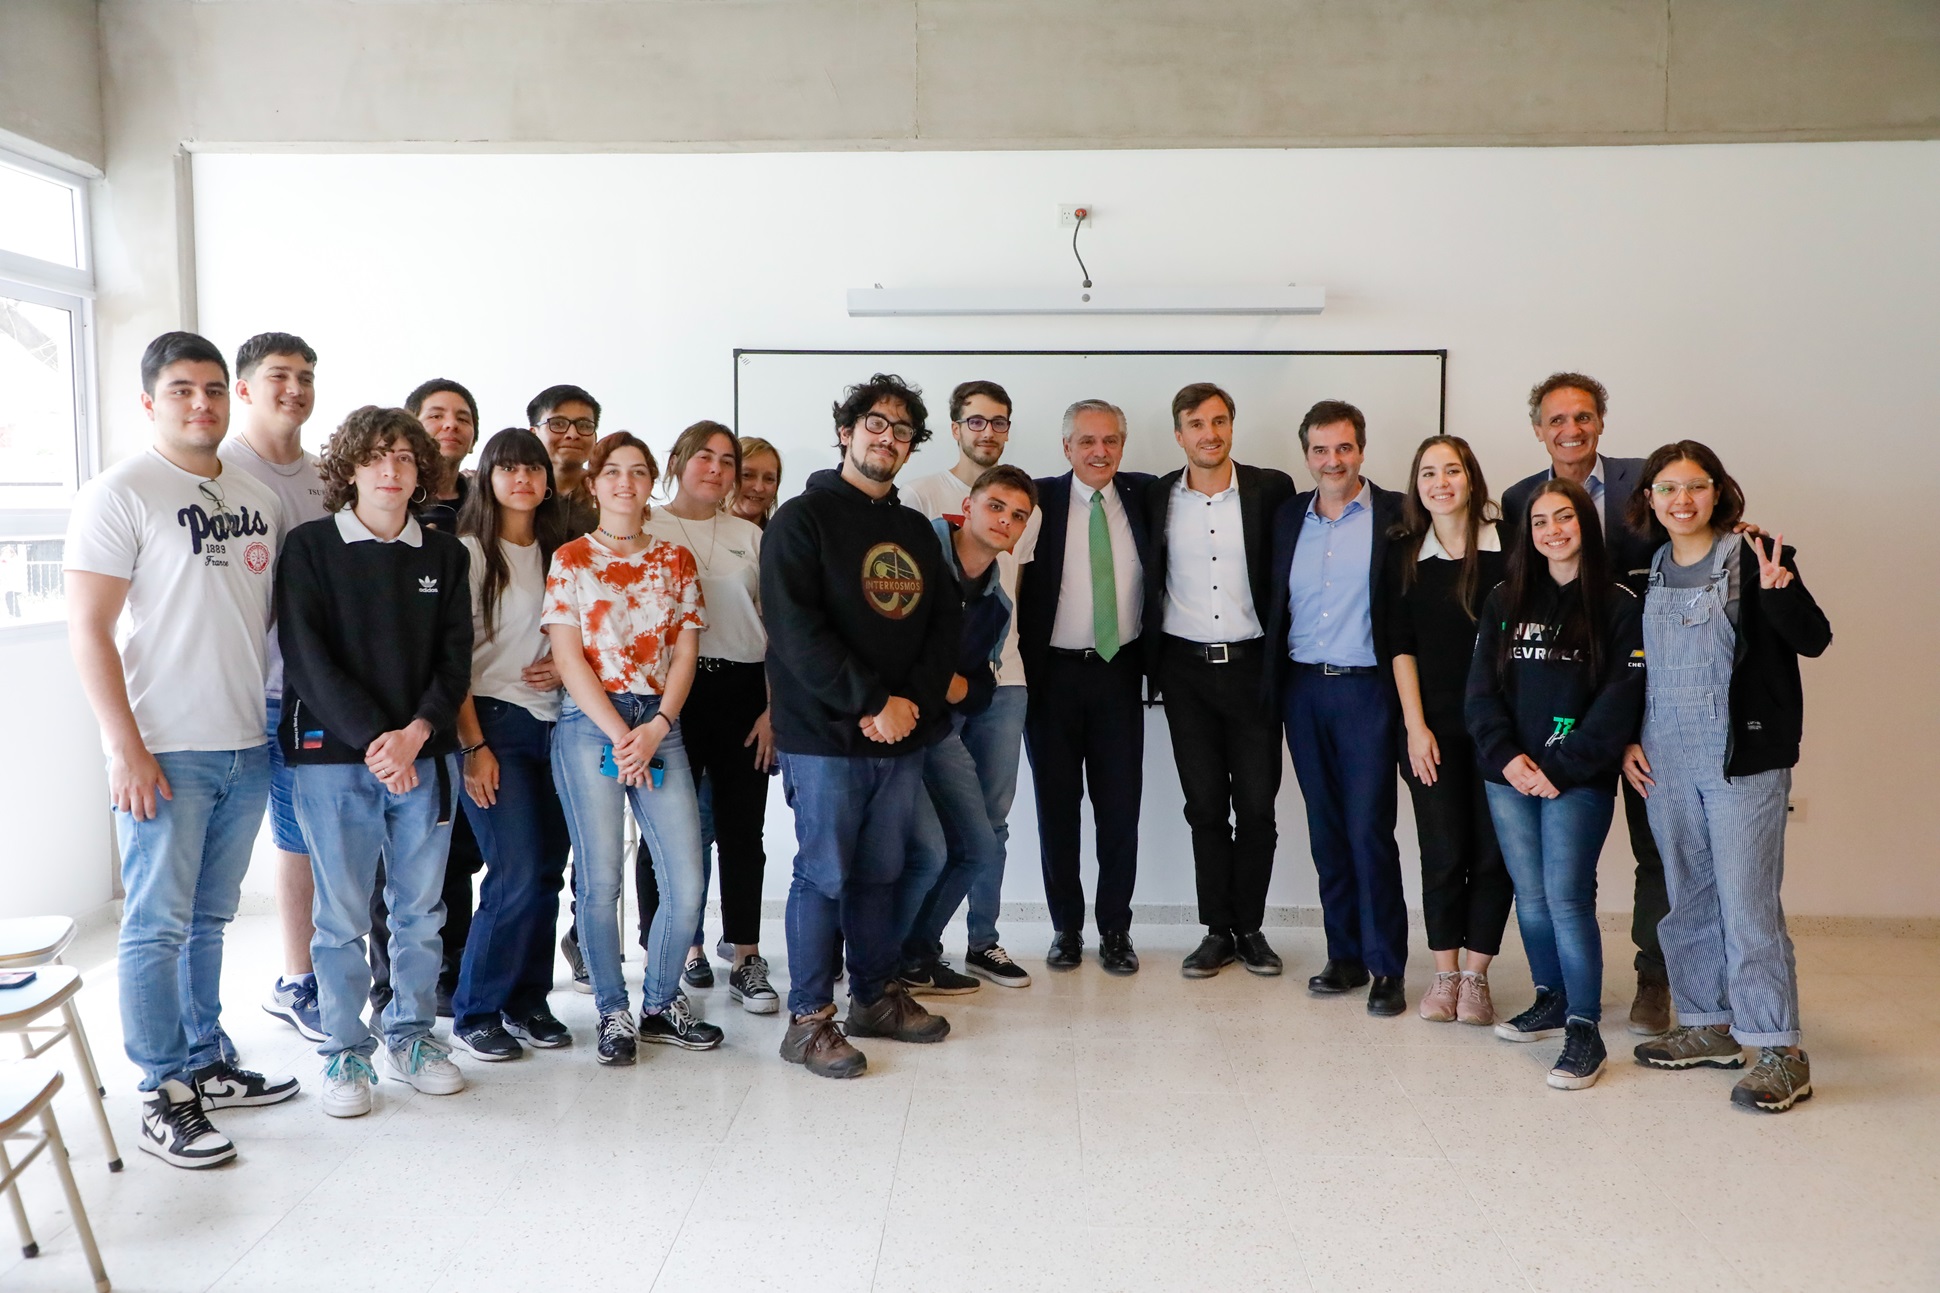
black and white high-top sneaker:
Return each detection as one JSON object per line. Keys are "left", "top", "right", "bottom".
{"left": 139, "top": 1079, "right": 237, "bottom": 1169}
{"left": 193, "top": 1060, "right": 300, "bottom": 1109}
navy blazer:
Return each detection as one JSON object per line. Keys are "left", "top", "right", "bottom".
{"left": 1258, "top": 478, "right": 1408, "bottom": 704}
{"left": 1015, "top": 470, "right": 1157, "bottom": 688}
{"left": 1501, "top": 456, "right": 1657, "bottom": 593}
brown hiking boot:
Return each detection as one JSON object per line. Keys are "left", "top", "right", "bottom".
{"left": 779, "top": 1005, "right": 866, "bottom": 1079}
{"left": 1628, "top": 973, "right": 1671, "bottom": 1037}
{"left": 1418, "top": 972, "right": 1459, "bottom": 1022}
{"left": 1731, "top": 1048, "right": 1812, "bottom": 1113}
{"left": 1456, "top": 972, "right": 1495, "bottom": 1026}
{"left": 845, "top": 981, "right": 951, "bottom": 1043}
{"left": 1634, "top": 1024, "right": 1744, "bottom": 1070}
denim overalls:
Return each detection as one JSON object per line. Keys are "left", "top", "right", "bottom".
{"left": 1640, "top": 537, "right": 1801, "bottom": 1047}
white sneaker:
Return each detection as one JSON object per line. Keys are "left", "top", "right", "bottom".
{"left": 321, "top": 1052, "right": 377, "bottom": 1119}
{"left": 381, "top": 1036, "right": 466, "bottom": 1096}
{"left": 138, "top": 1079, "right": 236, "bottom": 1169}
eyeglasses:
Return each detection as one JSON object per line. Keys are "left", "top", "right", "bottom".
{"left": 857, "top": 411, "right": 916, "bottom": 443}
{"left": 197, "top": 480, "right": 227, "bottom": 513}
{"left": 1649, "top": 479, "right": 1714, "bottom": 499}
{"left": 540, "top": 416, "right": 599, "bottom": 435}
{"left": 958, "top": 415, "right": 1011, "bottom": 434}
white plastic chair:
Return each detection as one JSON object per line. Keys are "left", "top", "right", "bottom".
{"left": 0, "top": 1059, "right": 111, "bottom": 1290}
{"left": 0, "top": 968, "right": 120, "bottom": 1172}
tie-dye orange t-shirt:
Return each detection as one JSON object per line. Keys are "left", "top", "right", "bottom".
{"left": 542, "top": 534, "right": 706, "bottom": 695}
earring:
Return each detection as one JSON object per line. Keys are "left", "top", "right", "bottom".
{"left": 411, "top": 484, "right": 428, "bottom": 505}
{"left": 543, "top": 488, "right": 554, "bottom": 499}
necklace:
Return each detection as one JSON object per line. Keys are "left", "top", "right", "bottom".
{"left": 668, "top": 509, "right": 719, "bottom": 572}
{"left": 596, "top": 525, "right": 641, "bottom": 543}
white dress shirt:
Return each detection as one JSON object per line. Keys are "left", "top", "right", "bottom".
{"left": 1049, "top": 477, "right": 1143, "bottom": 649}
{"left": 1163, "top": 472, "right": 1261, "bottom": 644}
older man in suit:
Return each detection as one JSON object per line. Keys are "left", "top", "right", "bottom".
{"left": 1500, "top": 371, "right": 1671, "bottom": 1037}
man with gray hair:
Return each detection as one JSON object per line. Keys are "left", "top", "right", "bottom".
{"left": 1016, "top": 400, "right": 1156, "bottom": 974}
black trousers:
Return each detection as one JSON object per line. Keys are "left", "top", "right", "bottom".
{"left": 1158, "top": 638, "right": 1283, "bottom": 934}
{"left": 1023, "top": 644, "right": 1145, "bottom": 937}
{"left": 1625, "top": 779, "right": 1668, "bottom": 975}
{"left": 1404, "top": 712, "right": 1512, "bottom": 956}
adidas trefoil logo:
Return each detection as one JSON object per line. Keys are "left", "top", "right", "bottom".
{"left": 418, "top": 576, "right": 439, "bottom": 594}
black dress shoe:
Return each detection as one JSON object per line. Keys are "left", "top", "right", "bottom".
{"left": 1181, "top": 931, "right": 1237, "bottom": 979}
{"left": 1367, "top": 975, "right": 1407, "bottom": 1016}
{"left": 1046, "top": 932, "right": 1083, "bottom": 970}
{"left": 1098, "top": 932, "right": 1140, "bottom": 975}
{"left": 1233, "top": 930, "right": 1283, "bottom": 976}
{"left": 1307, "top": 959, "right": 1371, "bottom": 995}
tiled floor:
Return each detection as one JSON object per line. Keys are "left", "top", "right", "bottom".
{"left": 2, "top": 913, "right": 1937, "bottom": 1292}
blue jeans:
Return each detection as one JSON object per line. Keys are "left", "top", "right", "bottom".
{"left": 454, "top": 698, "right": 571, "bottom": 1032}
{"left": 1484, "top": 781, "right": 1615, "bottom": 1025}
{"left": 295, "top": 755, "right": 458, "bottom": 1058}
{"left": 261, "top": 698, "right": 307, "bottom": 854}
{"left": 780, "top": 750, "right": 924, "bottom": 1017}
{"left": 959, "top": 685, "right": 1027, "bottom": 949}
{"left": 895, "top": 714, "right": 1008, "bottom": 964}
{"left": 115, "top": 746, "right": 270, "bottom": 1090}
{"left": 551, "top": 693, "right": 704, "bottom": 1018}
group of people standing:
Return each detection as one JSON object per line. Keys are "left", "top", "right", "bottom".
{"left": 67, "top": 331, "right": 1830, "bottom": 1172}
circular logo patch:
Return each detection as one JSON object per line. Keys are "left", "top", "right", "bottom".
{"left": 861, "top": 542, "right": 923, "bottom": 619}
{"left": 244, "top": 541, "right": 272, "bottom": 574}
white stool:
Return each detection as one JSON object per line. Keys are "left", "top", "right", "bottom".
{"left": 0, "top": 968, "right": 120, "bottom": 1172}
{"left": 0, "top": 1060, "right": 111, "bottom": 1290}
{"left": 0, "top": 917, "right": 78, "bottom": 969}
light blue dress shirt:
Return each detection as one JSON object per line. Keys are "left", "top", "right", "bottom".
{"left": 1286, "top": 482, "right": 1377, "bottom": 667}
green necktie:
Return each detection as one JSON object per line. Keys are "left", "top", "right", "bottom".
{"left": 1089, "top": 490, "right": 1121, "bottom": 662}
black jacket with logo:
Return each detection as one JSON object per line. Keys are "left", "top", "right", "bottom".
{"left": 761, "top": 469, "right": 960, "bottom": 757}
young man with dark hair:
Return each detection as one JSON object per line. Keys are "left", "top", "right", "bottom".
{"left": 66, "top": 331, "right": 298, "bottom": 1169}
{"left": 764, "top": 374, "right": 960, "bottom": 1079}
{"left": 528, "top": 384, "right": 601, "bottom": 540}
{"left": 894, "top": 465, "right": 1037, "bottom": 995}
{"left": 406, "top": 378, "right": 479, "bottom": 533}
{"left": 1146, "top": 382, "right": 1297, "bottom": 979}
{"left": 898, "top": 379, "right": 1042, "bottom": 986}
{"left": 219, "top": 332, "right": 334, "bottom": 1045}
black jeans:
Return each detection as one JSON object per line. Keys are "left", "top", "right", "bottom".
{"left": 1404, "top": 713, "right": 1512, "bottom": 956}
{"left": 1023, "top": 644, "right": 1145, "bottom": 937}
{"left": 1625, "top": 779, "right": 1668, "bottom": 975}
{"left": 1158, "top": 637, "right": 1282, "bottom": 934}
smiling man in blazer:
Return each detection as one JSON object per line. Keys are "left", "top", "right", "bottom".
{"left": 1145, "top": 382, "right": 1297, "bottom": 979}
{"left": 1017, "top": 399, "right": 1155, "bottom": 975}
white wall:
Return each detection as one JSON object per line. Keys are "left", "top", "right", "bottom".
{"left": 0, "top": 625, "right": 113, "bottom": 918}
{"left": 190, "top": 142, "right": 1940, "bottom": 918}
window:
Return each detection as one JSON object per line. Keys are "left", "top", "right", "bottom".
{"left": 0, "top": 150, "right": 94, "bottom": 625}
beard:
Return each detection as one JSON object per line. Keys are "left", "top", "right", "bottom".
{"left": 852, "top": 445, "right": 901, "bottom": 483}
{"left": 964, "top": 442, "right": 1003, "bottom": 469}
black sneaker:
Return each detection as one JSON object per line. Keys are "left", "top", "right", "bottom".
{"left": 1547, "top": 1019, "right": 1609, "bottom": 1090}
{"left": 964, "top": 945, "right": 1032, "bottom": 988}
{"left": 504, "top": 1011, "right": 573, "bottom": 1048}
{"left": 192, "top": 1060, "right": 299, "bottom": 1109}
{"left": 729, "top": 955, "right": 781, "bottom": 1014}
{"left": 1182, "top": 931, "right": 1237, "bottom": 978}
{"left": 561, "top": 932, "right": 592, "bottom": 994}
{"left": 596, "top": 1011, "right": 636, "bottom": 1066}
{"left": 640, "top": 994, "right": 725, "bottom": 1050}
{"left": 899, "top": 957, "right": 981, "bottom": 996}
{"left": 1233, "top": 930, "right": 1283, "bottom": 976}
{"left": 1495, "top": 987, "right": 1569, "bottom": 1042}
{"left": 139, "top": 1079, "right": 235, "bottom": 1170}
{"left": 683, "top": 952, "right": 715, "bottom": 990}
{"left": 452, "top": 1023, "right": 524, "bottom": 1062}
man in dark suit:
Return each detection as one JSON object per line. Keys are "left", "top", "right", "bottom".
{"left": 1017, "top": 399, "right": 1155, "bottom": 975}
{"left": 1500, "top": 371, "right": 1671, "bottom": 1037}
{"left": 1145, "top": 383, "right": 1297, "bottom": 978}
{"left": 1261, "top": 400, "right": 1410, "bottom": 1015}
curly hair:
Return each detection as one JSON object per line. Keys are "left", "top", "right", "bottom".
{"left": 1527, "top": 371, "right": 1608, "bottom": 423}
{"left": 318, "top": 405, "right": 448, "bottom": 513}
{"left": 832, "top": 374, "right": 931, "bottom": 450}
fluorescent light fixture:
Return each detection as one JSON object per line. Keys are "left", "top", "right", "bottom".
{"left": 845, "top": 285, "right": 1326, "bottom": 317}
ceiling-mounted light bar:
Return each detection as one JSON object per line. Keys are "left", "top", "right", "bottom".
{"left": 845, "top": 285, "right": 1326, "bottom": 317}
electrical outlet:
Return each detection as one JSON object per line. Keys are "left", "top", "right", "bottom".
{"left": 1058, "top": 204, "right": 1093, "bottom": 228}
{"left": 1787, "top": 797, "right": 1806, "bottom": 825}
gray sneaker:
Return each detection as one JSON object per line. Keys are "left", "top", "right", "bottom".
{"left": 1634, "top": 1024, "right": 1746, "bottom": 1070}
{"left": 1731, "top": 1048, "right": 1812, "bottom": 1113}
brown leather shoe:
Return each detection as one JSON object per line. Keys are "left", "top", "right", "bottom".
{"left": 846, "top": 981, "right": 951, "bottom": 1043}
{"left": 780, "top": 1005, "right": 866, "bottom": 1079}
{"left": 1628, "top": 973, "right": 1672, "bottom": 1037}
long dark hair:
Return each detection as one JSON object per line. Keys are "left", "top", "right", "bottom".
{"left": 1392, "top": 434, "right": 1496, "bottom": 620}
{"left": 1624, "top": 439, "right": 1747, "bottom": 539}
{"left": 458, "top": 428, "right": 565, "bottom": 643}
{"left": 1495, "top": 477, "right": 1613, "bottom": 680}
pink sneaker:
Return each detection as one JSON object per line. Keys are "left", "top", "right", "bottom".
{"left": 1456, "top": 972, "right": 1495, "bottom": 1026}
{"left": 1418, "top": 971, "right": 1459, "bottom": 1022}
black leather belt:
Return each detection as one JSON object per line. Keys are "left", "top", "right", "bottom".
{"left": 1164, "top": 635, "right": 1263, "bottom": 665}
{"left": 696, "top": 657, "right": 760, "bottom": 672}
{"left": 1050, "top": 647, "right": 1109, "bottom": 660}
{"left": 1293, "top": 661, "right": 1379, "bottom": 676}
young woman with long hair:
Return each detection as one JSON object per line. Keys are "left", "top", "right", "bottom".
{"left": 1386, "top": 435, "right": 1511, "bottom": 1026}
{"left": 1622, "top": 441, "right": 1830, "bottom": 1112}
{"left": 1466, "top": 477, "right": 1644, "bottom": 1091}
{"left": 543, "top": 432, "right": 722, "bottom": 1065}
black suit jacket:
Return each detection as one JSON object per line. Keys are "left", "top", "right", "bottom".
{"left": 1141, "top": 462, "right": 1298, "bottom": 693}
{"left": 1501, "top": 456, "right": 1657, "bottom": 593}
{"left": 1258, "top": 478, "right": 1408, "bottom": 704}
{"left": 1016, "top": 470, "right": 1157, "bottom": 688}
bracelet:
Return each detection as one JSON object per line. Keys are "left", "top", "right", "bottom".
{"left": 654, "top": 712, "right": 676, "bottom": 730}
{"left": 461, "top": 742, "right": 486, "bottom": 756}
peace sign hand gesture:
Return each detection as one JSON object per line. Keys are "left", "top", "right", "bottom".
{"left": 1745, "top": 531, "right": 1794, "bottom": 590}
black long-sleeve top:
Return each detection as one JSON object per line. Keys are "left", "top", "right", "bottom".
{"left": 276, "top": 514, "right": 473, "bottom": 764}
{"left": 1386, "top": 542, "right": 1509, "bottom": 732}
{"left": 761, "top": 469, "right": 960, "bottom": 758}
{"left": 1465, "top": 578, "right": 1644, "bottom": 790}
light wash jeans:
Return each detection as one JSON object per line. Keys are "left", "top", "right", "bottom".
{"left": 960, "top": 685, "right": 1027, "bottom": 950}
{"left": 895, "top": 713, "right": 1007, "bottom": 965}
{"left": 295, "top": 755, "right": 458, "bottom": 1059}
{"left": 1484, "top": 780, "right": 1615, "bottom": 1025}
{"left": 551, "top": 693, "right": 704, "bottom": 1018}
{"left": 115, "top": 746, "right": 270, "bottom": 1090}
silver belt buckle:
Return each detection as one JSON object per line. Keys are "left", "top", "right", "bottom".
{"left": 1206, "top": 642, "right": 1230, "bottom": 665}
{"left": 1322, "top": 662, "right": 1345, "bottom": 676}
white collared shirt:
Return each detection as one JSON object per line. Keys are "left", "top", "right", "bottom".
{"left": 1049, "top": 476, "right": 1143, "bottom": 649}
{"left": 1418, "top": 521, "right": 1502, "bottom": 563}
{"left": 1163, "top": 472, "right": 1260, "bottom": 644}
{"left": 335, "top": 509, "right": 424, "bottom": 547}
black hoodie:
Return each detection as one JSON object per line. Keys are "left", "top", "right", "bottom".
{"left": 761, "top": 468, "right": 960, "bottom": 757}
